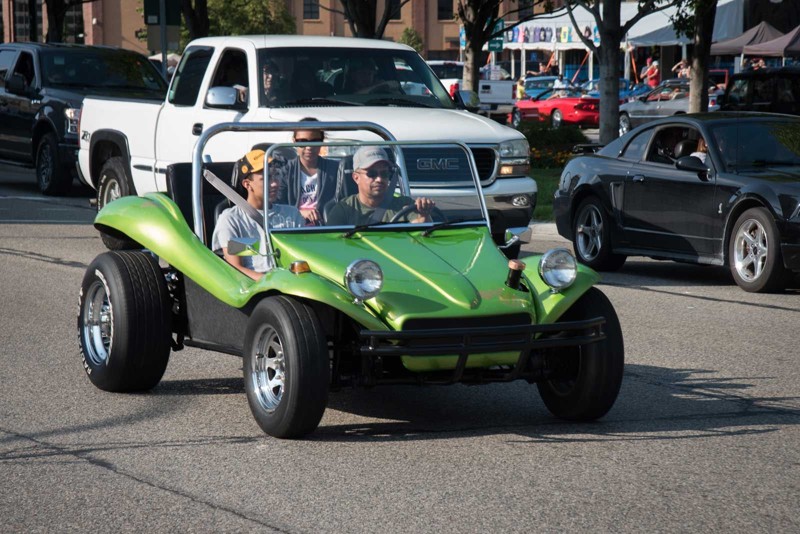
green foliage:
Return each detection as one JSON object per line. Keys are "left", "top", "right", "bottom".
{"left": 399, "top": 27, "right": 424, "bottom": 54}
{"left": 518, "top": 121, "right": 588, "bottom": 168}
{"left": 208, "top": 0, "right": 295, "bottom": 37}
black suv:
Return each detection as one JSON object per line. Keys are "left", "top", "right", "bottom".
{"left": 720, "top": 67, "right": 800, "bottom": 116}
{"left": 0, "top": 43, "right": 167, "bottom": 195}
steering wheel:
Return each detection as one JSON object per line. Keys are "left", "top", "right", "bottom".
{"left": 389, "top": 203, "right": 447, "bottom": 224}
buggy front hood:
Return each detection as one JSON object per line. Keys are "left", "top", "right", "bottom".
{"left": 271, "top": 227, "right": 536, "bottom": 327}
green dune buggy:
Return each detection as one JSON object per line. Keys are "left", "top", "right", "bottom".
{"left": 78, "top": 121, "right": 623, "bottom": 438}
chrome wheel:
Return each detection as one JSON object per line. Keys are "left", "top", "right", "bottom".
{"left": 81, "top": 279, "right": 113, "bottom": 367}
{"left": 250, "top": 326, "right": 286, "bottom": 412}
{"left": 512, "top": 109, "right": 521, "bottom": 128}
{"left": 100, "top": 176, "right": 121, "bottom": 207}
{"left": 619, "top": 113, "right": 630, "bottom": 135}
{"left": 552, "top": 109, "right": 562, "bottom": 128}
{"left": 733, "top": 217, "right": 768, "bottom": 283}
{"left": 575, "top": 204, "right": 603, "bottom": 262}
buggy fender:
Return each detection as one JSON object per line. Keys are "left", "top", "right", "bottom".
{"left": 522, "top": 256, "right": 601, "bottom": 324}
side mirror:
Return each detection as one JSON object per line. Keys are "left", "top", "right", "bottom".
{"left": 206, "top": 86, "right": 243, "bottom": 109}
{"left": 456, "top": 89, "right": 480, "bottom": 112}
{"left": 675, "top": 156, "right": 710, "bottom": 178}
{"left": 6, "top": 73, "right": 28, "bottom": 95}
{"left": 716, "top": 94, "right": 726, "bottom": 105}
{"left": 501, "top": 226, "right": 532, "bottom": 249}
{"left": 227, "top": 237, "right": 260, "bottom": 256}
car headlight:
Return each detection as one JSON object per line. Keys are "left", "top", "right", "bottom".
{"left": 538, "top": 248, "right": 577, "bottom": 291}
{"left": 344, "top": 259, "right": 383, "bottom": 302}
{"left": 64, "top": 107, "right": 81, "bottom": 135}
{"left": 498, "top": 138, "right": 530, "bottom": 176}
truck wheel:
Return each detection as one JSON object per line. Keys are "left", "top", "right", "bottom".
{"left": 36, "top": 132, "right": 71, "bottom": 195}
{"left": 572, "top": 197, "right": 626, "bottom": 271}
{"left": 78, "top": 251, "right": 172, "bottom": 392}
{"left": 97, "top": 157, "right": 138, "bottom": 250}
{"left": 729, "top": 207, "right": 789, "bottom": 293}
{"left": 243, "top": 296, "right": 329, "bottom": 439}
{"left": 537, "top": 287, "right": 624, "bottom": 420}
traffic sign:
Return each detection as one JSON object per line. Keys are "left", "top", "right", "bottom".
{"left": 488, "top": 19, "right": 504, "bottom": 52}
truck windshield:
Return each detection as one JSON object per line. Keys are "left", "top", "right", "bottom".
{"left": 256, "top": 47, "right": 456, "bottom": 109}
{"left": 40, "top": 50, "right": 167, "bottom": 95}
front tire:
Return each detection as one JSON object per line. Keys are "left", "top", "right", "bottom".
{"left": 538, "top": 288, "right": 624, "bottom": 420}
{"left": 97, "top": 157, "right": 138, "bottom": 250}
{"left": 729, "top": 207, "right": 788, "bottom": 292}
{"left": 572, "top": 197, "right": 626, "bottom": 271}
{"left": 243, "top": 296, "right": 329, "bottom": 439}
{"left": 78, "top": 251, "right": 172, "bottom": 392}
{"left": 551, "top": 109, "right": 563, "bottom": 128}
{"left": 619, "top": 113, "right": 631, "bottom": 135}
{"left": 36, "top": 132, "right": 71, "bottom": 195}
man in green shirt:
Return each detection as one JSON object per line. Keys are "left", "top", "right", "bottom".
{"left": 326, "top": 146, "right": 435, "bottom": 226}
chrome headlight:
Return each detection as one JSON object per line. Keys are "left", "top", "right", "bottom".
{"left": 64, "top": 107, "right": 81, "bottom": 135}
{"left": 344, "top": 259, "right": 383, "bottom": 302}
{"left": 538, "top": 248, "right": 577, "bottom": 291}
{"left": 499, "top": 138, "right": 529, "bottom": 159}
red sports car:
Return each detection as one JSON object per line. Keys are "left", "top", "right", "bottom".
{"left": 510, "top": 89, "right": 600, "bottom": 128}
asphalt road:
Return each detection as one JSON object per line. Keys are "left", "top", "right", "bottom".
{"left": 1, "top": 164, "right": 798, "bottom": 533}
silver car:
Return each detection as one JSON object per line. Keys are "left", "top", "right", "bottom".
{"left": 619, "top": 79, "right": 720, "bottom": 134}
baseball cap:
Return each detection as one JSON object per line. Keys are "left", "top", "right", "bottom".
{"left": 353, "top": 146, "right": 390, "bottom": 170}
{"left": 237, "top": 149, "right": 265, "bottom": 178}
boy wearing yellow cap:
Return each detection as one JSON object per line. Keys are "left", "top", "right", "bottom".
{"left": 212, "top": 149, "right": 305, "bottom": 280}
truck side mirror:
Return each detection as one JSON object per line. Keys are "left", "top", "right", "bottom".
{"left": 6, "top": 73, "right": 28, "bottom": 96}
{"left": 206, "top": 86, "right": 243, "bottom": 109}
{"left": 455, "top": 89, "right": 480, "bottom": 112}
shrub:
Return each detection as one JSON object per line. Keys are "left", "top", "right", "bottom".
{"left": 518, "top": 121, "right": 588, "bottom": 168}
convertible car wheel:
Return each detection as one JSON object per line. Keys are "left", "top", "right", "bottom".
{"left": 572, "top": 197, "right": 626, "bottom": 271}
{"left": 551, "top": 109, "right": 563, "bottom": 128}
{"left": 537, "top": 288, "right": 624, "bottom": 420}
{"left": 619, "top": 113, "right": 631, "bottom": 135}
{"left": 78, "top": 251, "right": 172, "bottom": 392}
{"left": 243, "top": 296, "right": 329, "bottom": 439}
{"left": 97, "top": 157, "right": 139, "bottom": 251}
{"left": 729, "top": 207, "right": 788, "bottom": 293}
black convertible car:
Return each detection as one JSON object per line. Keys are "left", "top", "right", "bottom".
{"left": 554, "top": 113, "right": 800, "bottom": 292}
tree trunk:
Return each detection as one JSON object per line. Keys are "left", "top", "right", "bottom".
{"left": 689, "top": 0, "right": 717, "bottom": 113}
{"left": 182, "top": 0, "right": 210, "bottom": 40}
{"left": 596, "top": 1, "right": 623, "bottom": 145}
{"left": 45, "top": 4, "right": 66, "bottom": 43}
{"left": 463, "top": 39, "right": 481, "bottom": 93}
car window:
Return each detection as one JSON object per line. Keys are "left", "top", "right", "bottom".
{"left": 645, "top": 126, "right": 697, "bottom": 165}
{"left": 0, "top": 49, "right": 16, "bottom": 85}
{"left": 775, "top": 76, "right": 800, "bottom": 104}
{"left": 40, "top": 50, "right": 167, "bottom": 93}
{"left": 169, "top": 46, "right": 214, "bottom": 106}
{"left": 429, "top": 63, "right": 463, "bottom": 79}
{"left": 727, "top": 78, "right": 748, "bottom": 104}
{"left": 620, "top": 128, "right": 653, "bottom": 161}
{"left": 210, "top": 49, "right": 248, "bottom": 90}
{"left": 752, "top": 77, "right": 775, "bottom": 105}
{"left": 11, "top": 51, "right": 35, "bottom": 87}
{"left": 711, "top": 119, "right": 800, "bottom": 171}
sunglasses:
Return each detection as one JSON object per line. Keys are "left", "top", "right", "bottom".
{"left": 358, "top": 168, "right": 392, "bottom": 180}
{"left": 294, "top": 138, "right": 324, "bottom": 143}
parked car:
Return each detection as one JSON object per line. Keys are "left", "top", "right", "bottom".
{"left": 720, "top": 67, "right": 800, "bottom": 116}
{"left": 619, "top": 79, "right": 720, "bottom": 134}
{"left": 78, "top": 122, "right": 625, "bottom": 439}
{"left": 580, "top": 78, "right": 635, "bottom": 100}
{"left": 523, "top": 75, "right": 558, "bottom": 98}
{"left": 510, "top": 88, "right": 599, "bottom": 128}
{"left": 0, "top": 43, "right": 167, "bottom": 194}
{"left": 554, "top": 113, "right": 800, "bottom": 292}
{"left": 426, "top": 60, "right": 516, "bottom": 122}
{"left": 709, "top": 68, "right": 730, "bottom": 92}
{"left": 78, "top": 36, "right": 536, "bottom": 256}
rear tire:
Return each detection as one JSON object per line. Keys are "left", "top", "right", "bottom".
{"left": 537, "top": 288, "right": 624, "bottom": 420}
{"left": 619, "top": 113, "right": 631, "bottom": 135}
{"left": 36, "top": 132, "right": 71, "bottom": 195}
{"left": 97, "top": 157, "right": 138, "bottom": 250}
{"left": 243, "top": 296, "right": 329, "bottom": 438}
{"left": 572, "top": 197, "right": 626, "bottom": 271}
{"left": 78, "top": 251, "right": 172, "bottom": 392}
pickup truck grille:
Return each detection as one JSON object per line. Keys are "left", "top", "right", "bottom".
{"left": 401, "top": 146, "right": 497, "bottom": 187}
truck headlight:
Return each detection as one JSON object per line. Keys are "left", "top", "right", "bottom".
{"left": 498, "top": 139, "right": 530, "bottom": 176}
{"left": 65, "top": 107, "right": 81, "bottom": 135}
{"left": 538, "top": 248, "right": 577, "bottom": 291}
{"left": 344, "top": 259, "right": 383, "bottom": 303}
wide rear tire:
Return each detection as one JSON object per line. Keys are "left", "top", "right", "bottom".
{"left": 537, "top": 288, "right": 624, "bottom": 420}
{"left": 78, "top": 251, "right": 172, "bottom": 392}
{"left": 243, "top": 296, "right": 329, "bottom": 439}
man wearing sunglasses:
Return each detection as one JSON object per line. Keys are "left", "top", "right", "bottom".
{"left": 326, "top": 146, "right": 435, "bottom": 226}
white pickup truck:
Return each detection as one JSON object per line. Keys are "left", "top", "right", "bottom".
{"left": 426, "top": 60, "right": 516, "bottom": 123}
{"left": 77, "top": 36, "right": 535, "bottom": 248}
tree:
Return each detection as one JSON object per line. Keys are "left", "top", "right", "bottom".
{"left": 43, "top": 0, "right": 95, "bottom": 42}
{"left": 208, "top": 0, "right": 295, "bottom": 37}
{"left": 399, "top": 27, "right": 424, "bottom": 54}
{"left": 563, "top": 0, "right": 681, "bottom": 144}
{"left": 455, "top": 1, "right": 542, "bottom": 95}
{"left": 323, "top": 0, "right": 411, "bottom": 39}
{"left": 181, "top": 0, "right": 210, "bottom": 41}
{"left": 671, "top": 0, "right": 717, "bottom": 113}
